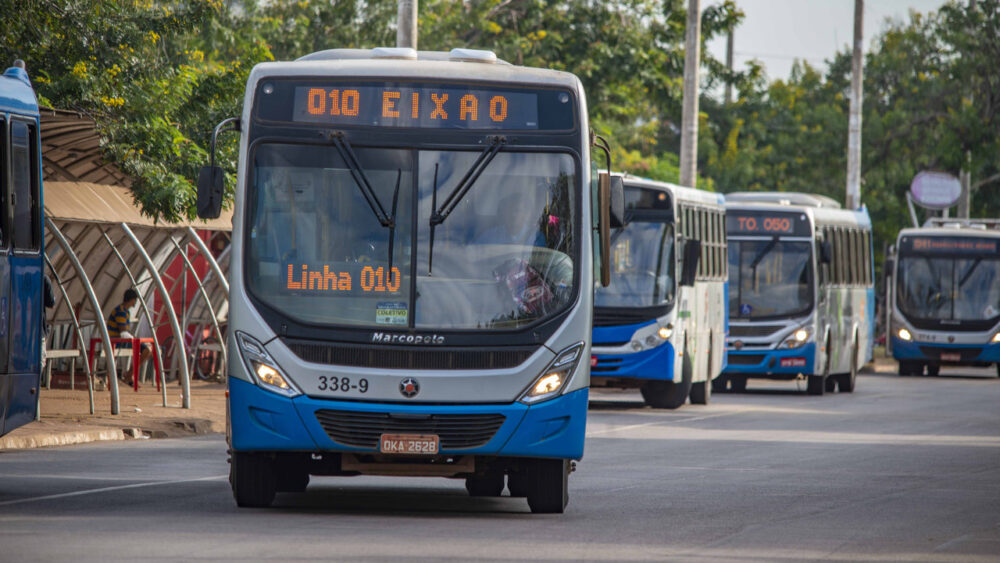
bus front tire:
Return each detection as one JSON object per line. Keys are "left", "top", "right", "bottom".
{"left": 730, "top": 375, "right": 747, "bottom": 393}
{"left": 711, "top": 375, "right": 729, "bottom": 393}
{"left": 807, "top": 374, "right": 825, "bottom": 395}
{"left": 231, "top": 452, "right": 277, "bottom": 508}
{"left": 640, "top": 380, "right": 691, "bottom": 409}
{"left": 925, "top": 363, "right": 940, "bottom": 377}
{"left": 525, "top": 459, "right": 570, "bottom": 514}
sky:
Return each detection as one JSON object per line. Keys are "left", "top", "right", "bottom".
{"left": 706, "top": 0, "right": 950, "bottom": 81}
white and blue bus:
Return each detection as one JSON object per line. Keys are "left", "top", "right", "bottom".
{"left": 887, "top": 219, "right": 1000, "bottom": 377}
{"left": 0, "top": 61, "right": 44, "bottom": 437}
{"left": 197, "top": 48, "right": 619, "bottom": 513}
{"left": 722, "top": 193, "right": 874, "bottom": 395}
{"left": 591, "top": 176, "right": 728, "bottom": 408}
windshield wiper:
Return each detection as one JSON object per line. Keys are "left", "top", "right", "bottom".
{"left": 328, "top": 131, "right": 394, "bottom": 228}
{"left": 427, "top": 136, "right": 506, "bottom": 275}
{"left": 958, "top": 257, "right": 982, "bottom": 289}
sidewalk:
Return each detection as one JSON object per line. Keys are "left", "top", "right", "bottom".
{"left": 0, "top": 380, "right": 226, "bottom": 451}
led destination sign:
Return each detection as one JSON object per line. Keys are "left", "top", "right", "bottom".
{"left": 284, "top": 263, "right": 403, "bottom": 294}
{"left": 899, "top": 236, "right": 1000, "bottom": 255}
{"left": 255, "top": 80, "right": 573, "bottom": 130}
{"left": 727, "top": 210, "right": 811, "bottom": 237}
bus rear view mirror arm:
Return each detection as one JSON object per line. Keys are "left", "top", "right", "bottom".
{"left": 197, "top": 117, "right": 240, "bottom": 219}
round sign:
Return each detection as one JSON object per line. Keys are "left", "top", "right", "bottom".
{"left": 910, "top": 171, "right": 961, "bottom": 209}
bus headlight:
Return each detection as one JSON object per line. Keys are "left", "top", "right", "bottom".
{"left": 897, "top": 328, "right": 912, "bottom": 341}
{"left": 236, "top": 331, "right": 301, "bottom": 397}
{"left": 629, "top": 323, "right": 673, "bottom": 352}
{"left": 992, "top": 332, "right": 1000, "bottom": 343}
{"left": 520, "top": 342, "right": 584, "bottom": 404}
{"left": 780, "top": 327, "right": 811, "bottom": 349}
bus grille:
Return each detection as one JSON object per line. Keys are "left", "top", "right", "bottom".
{"left": 727, "top": 354, "right": 765, "bottom": 366}
{"left": 286, "top": 340, "right": 537, "bottom": 370}
{"left": 314, "top": 410, "right": 506, "bottom": 450}
{"left": 729, "top": 325, "right": 786, "bottom": 338}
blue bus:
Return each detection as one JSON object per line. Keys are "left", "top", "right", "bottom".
{"left": 887, "top": 219, "right": 1000, "bottom": 377}
{"left": 591, "top": 176, "right": 728, "bottom": 408}
{"left": 722, "top": 193, "right": 874, "bottom": 395}
{"left": 0, "top": 61, "right": 44, "bottom": 437}
{"left": 197, "top": 48, "right": 619, "bottom": 513}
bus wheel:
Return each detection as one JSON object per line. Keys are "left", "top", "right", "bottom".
{"left": 825, "top": 376, "right": 837, "bottom": 392}
{"left": 466, "top": 470, "right": 505, "bottom": 497}
{"left": 925, "top": 363, "right": 940, "bottom": 377}
{"left": 996, "top": 364, "right": 1000, "bottom": 378}
{"left": 730, "top": 375, "right": 747, "bottom": 393}
{"left": 836, "top": 342, "right": 859, "bottom": 392}
{"left": 525, "top": 459, "right": 570, "bottom": 514}
{"left": 507, "top": 470, "right": 530, "bottom": 497}
{"left": 690, "top": 380, "right": 710, "bottom": 404}
{"left": 806, "top": 374, "right": 825, "bottom": 395}
{"left": 898, "top": 360, "right": 916, "bottom": 376}
{"left": 640, "top": 379, "right": 691, "bottom": 409}
{"left": 231, "top": 452, "right": 277, "bottom": 508}
{"left": 711, "top": 375, "right": 729, "bottom": 393}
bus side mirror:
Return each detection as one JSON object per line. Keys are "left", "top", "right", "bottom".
{"left": 680, "top": 239, "right": 701, "bottom": 287}
{"left": 197, "top": 166, "right": 224, "bottom": 219}
{"left": 597, "top": 171, "right": 612, "bottom": 287}
{"left": 884, "top": 258, "right": 894, "bottom": 276}
{"left": 609, "top": 175, "right": 626, "bottom": 228}
{"left": 820, "top": 241, "right": 833, "bottom": 264}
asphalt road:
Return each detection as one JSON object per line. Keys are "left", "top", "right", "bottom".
{"left": 1, "top": 368, "right": 999, "bottom": 562}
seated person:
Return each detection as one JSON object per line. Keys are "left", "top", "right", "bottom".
{"left": 107, "top": 289, "right": 152, "bottom": 382}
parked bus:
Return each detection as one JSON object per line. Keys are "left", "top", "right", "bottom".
{"left": 722, "top": 193, "right": 874, "bottom": 395}
{"left": 197, "top": 48, "right": 619, "bottom": 513}
{"left": 0, "top": 61, "right": 44, "bottom": 437}
{"left": 591, "top": 175, "right": 727, "bottom": 408}
{"left": 886, "top": 218, "right": 1000, "bottom": 377}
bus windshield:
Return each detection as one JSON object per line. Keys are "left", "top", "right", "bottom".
{"left": 897, "top": 254, "right": 1000, "bottom": 323}
{"left": 593, "top": 192, "right": 675, "bottom": 309}
{"left": 245, "top": 143, "right": 576, "bottom": 331}
{"left": 728, "top": 239, "right": 813, "bottom": 319}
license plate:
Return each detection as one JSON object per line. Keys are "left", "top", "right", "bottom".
{"left": 379, "top": 434, "right": 439, "bottom": 455}
{"left": 941, "top": 352, "right": 961, "bottom": 362}
{"left": 780, "top": 357, "right": 807, "bottom": 367}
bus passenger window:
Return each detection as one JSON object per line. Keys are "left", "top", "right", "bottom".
{"left": 11, "top": 120, "right": 40, "bottom": 251}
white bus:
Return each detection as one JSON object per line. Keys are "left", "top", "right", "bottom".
{"left": 591, "top": 175, "right": 728, "bottom": 408}
{"left": 722, "top": 193, "right": 874, "bottom": 395}
{"left": 887, "top": 218, "right": 1000, "bottom": 377}
{"left": 197, "top": 47, "right": 620, "bottom": 513}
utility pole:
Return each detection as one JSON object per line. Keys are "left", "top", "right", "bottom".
{"left": 724, "top": 29, "right": 734, "bottom": 105}
{"left": 679, "top": 0, "right": 701, "bottom": 188}
{"left": 958, "top": 152, "right": 971, "bottom": 218}
{"left": 845, "top": 0, "right": 864, "bottom": 210}
{"left": 397, "top": 0, "right": 417, "bottom": 49}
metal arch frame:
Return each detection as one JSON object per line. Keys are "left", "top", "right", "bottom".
{"left": 119, "top": 223, "right": 192, "bottom": 409}
{"left": 140, "top": 231, "right": 191, "bottom": 379}
{"left": 100, "top": 228, "right": 169, "bottom": 408}
{"left": 186, "top": 227, "right": 229, "bottom": 296}
{"left": 43, "top": 253, "right": 95, "bottom": 416}
{"left": 44, "top": 217, "right": 121, "bottom": 414}
{"left": 169, "top": 237, "right": 228, "bottom": 378}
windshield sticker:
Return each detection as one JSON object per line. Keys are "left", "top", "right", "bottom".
{"left": 740, "top": 303, "right": 753, "bottom": 316}
{"left": 376, "top": 302, "right": 408, "bottom": 326}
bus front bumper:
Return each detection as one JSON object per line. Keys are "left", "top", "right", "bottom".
{"left": 228, "top": 377, "right": 587, "bottom": 460}
{"left": 723, "top": 343, "right": 817, "bottom": 376}
{"left": 891, "top": 337, "right": 1000, "bottom": 364}
{"left": 591, "top": 341, "right": 676, "bottom": 382}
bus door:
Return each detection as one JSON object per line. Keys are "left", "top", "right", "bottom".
{"left": 0, "top": 115, "right": 9, "bottom": 433}
{"left": 5, "top": 117, "right": 41, "bottom": 429}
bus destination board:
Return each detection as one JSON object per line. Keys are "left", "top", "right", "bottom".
{"left": 726, "top": 210, "right": 810, "bottom": 237}
{"left": 255, "top": 80, "right": 574, "bottom": 130}
{"left": 899, "top": 236, "right": 1000, "bottom": 255}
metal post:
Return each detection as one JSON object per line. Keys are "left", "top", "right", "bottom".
{"left": 724, "top": 29, "right": 734, "bottom": 105}
{"left": 846, "top": 0, "right": 864, "bottom": 210}
{"left": 45, "top": 254, "right": 95, "bottom": 415}
{"left": 119, "top": 223, "right": 191, "bottom": 408}
{"left": 958, "top": 151, "right": 971, "bottom": 219}
{"left": 45, "top": 218, "right": 118, "bottom": 414}
{"left": 170, "top": 237, "right": 228, "bottom": 374}
{"left": 397, "top": 0, "right": 417, "bottom": 49}
{"left": 679, "top": 0, "right": 701, "bottom": 188}
{"left": 100, "top": 230, "right": 169, "bottom": 407}
{"left": 186, "top": 227, "right": 229, "bottom": 296}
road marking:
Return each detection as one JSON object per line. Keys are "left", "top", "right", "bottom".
{"left": 0, "top": 474, "right": 227, "bottom": 507}
{"left": 586, "top": 410, "right": 741, "bottom": 437}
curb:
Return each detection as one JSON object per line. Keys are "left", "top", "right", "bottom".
{"left": 0, "top": 428, "right": 128, "bottom": 451}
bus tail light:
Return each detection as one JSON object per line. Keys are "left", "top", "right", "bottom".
{"left": 236, "top": 331, "right": 301, "bottom": 398}
{"left": 520, "top": 342, "right": 584, "bottom": 404}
